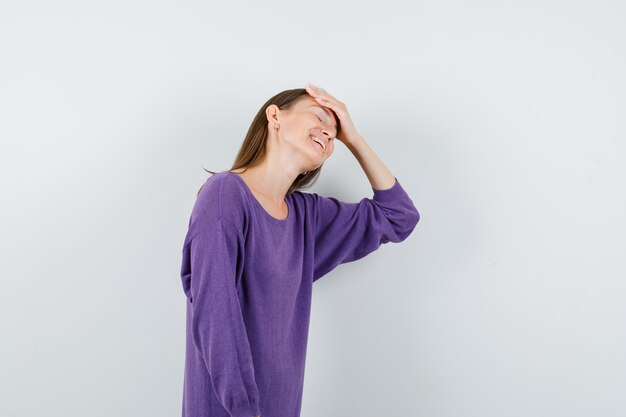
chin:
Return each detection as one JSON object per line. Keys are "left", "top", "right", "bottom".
{"left": 309, "top": 160, "right": 326, "bottom": 171}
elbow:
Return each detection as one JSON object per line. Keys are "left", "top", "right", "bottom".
{"left": 400, "top": 207, "right": 420, "bottom": 240}
{"left": 407, "top": 207, "right": 420, "bottom": 230}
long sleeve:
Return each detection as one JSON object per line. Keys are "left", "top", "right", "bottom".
{"left": 185, "top": 217, "right": 261, "bottom": 417}
{"left": 312, "top": 177, "right": 420, "bottom": 282}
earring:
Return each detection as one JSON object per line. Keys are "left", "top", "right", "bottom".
{"left": 274, "top": 122, "right": 279, "bottom": 130}
{"left": 301, "top": 171, "right": 309, "bottom": 175}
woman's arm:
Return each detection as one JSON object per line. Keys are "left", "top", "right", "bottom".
{"left": 182, "top": 175, "right": 262, "bottom": 417}
{"left": 187, "top": 219, "right": 262, "bottom": 417}
{"left": 344, "top": 133, "right": 397, "bottom": 190}
{"left": 306, "top": 84, "right": 420, "bottom": 282}
{"left": 311, "top": 175, "right": 419, "bottom": 282}
{"left": 310, "top": 132, "right": 420, "bottom": 283}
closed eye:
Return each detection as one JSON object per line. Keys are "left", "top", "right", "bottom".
{"left": 314, "top": 109, "right": 335, "bottom": 136}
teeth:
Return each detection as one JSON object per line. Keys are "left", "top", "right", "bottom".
{"left": 309, "top": 135, "right": 325, "bottom": 151}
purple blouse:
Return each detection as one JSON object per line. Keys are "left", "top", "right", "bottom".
{"left": 180, "top": 171, "right": 420, "bottom": 417}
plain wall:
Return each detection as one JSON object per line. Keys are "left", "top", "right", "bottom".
{"left": 1, "top": 0, "right": 625, "bottom": 416}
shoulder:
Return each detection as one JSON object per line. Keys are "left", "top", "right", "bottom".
{"left": 289, "top": 189, "right": 332, "bottom": 227}
{"left": 292, "top": 188, "right": 340, "bottom": 210}
{"left": 190, "top": 171, "right": 249, "bottom": 232}
{"left": 290, "top": 189, "right": 319, "bottom": 212}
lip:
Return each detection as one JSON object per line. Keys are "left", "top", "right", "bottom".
{"left": 310, "top": 137, "right": 324, "bottom": 153}
{"left": 309, "top": 134, "right": 326, "bottom": 152}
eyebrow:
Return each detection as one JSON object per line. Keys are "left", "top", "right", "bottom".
{"left": 309, "top": 104, "right": 337, "bottom": 133}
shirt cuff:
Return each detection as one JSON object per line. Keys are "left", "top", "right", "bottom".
{"left": 372, "top": 177, "right": 409, "bottom": 203}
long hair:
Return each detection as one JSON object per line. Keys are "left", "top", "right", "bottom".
{"left": 197, "top": 88, "right": 339, "bottom": 196}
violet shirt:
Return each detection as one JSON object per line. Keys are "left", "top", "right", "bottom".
{"left": 180, "top": 171, "right": 420, "bottom": 417}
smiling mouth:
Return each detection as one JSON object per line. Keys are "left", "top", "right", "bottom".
{"left": 309, "top": 135, "right": 325, "bottom": 152}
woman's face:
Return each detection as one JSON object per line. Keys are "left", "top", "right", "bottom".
{"left": 268, "top": 96, "right": 338, "bottom": 170}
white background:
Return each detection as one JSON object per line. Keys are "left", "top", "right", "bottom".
{"left": 1, "top": 1, "right": 625, "bottom": 416}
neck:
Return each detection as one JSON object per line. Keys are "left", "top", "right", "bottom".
{"left": 233, "top": 163, "right": 294, "bottom": 206}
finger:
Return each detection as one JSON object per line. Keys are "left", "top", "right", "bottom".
{"left": 314, "top": 97, "right": 340, "bottom": 118}
{"left": 306, "top": 82, "right": 324, "bottom": 92}
{"left": 306, "top": 87, "right": 324, "bottom": 100}
{"left": 314, "top": 96, "right": 335, "bottom": 107}
{"left": 306, "top": 87, "right": 324, "bottom": 99}
{"left": 305, "top": 83, "right": 319, "bottom": 95}
{"left": 314, "top": 97, "right": 330, "bottom": 108}
{"left": 307, "top": 83, "right": 333, "bottom": 99}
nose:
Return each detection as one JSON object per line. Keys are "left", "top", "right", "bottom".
{"left": 313, "top": 128, "right": 331, "bottom": 144}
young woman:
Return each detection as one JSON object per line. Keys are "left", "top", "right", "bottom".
{"left": 180, "top": 83, "right": 420, "bottom": 417}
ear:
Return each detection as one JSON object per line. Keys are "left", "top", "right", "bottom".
{"left": 265, "top": 104, "right": 280, "bottom": 125}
